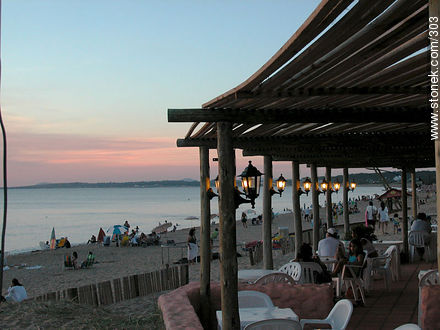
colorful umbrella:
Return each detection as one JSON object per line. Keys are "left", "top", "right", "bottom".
{"left": 50, "top": 227, "right": 56, "bottom": 250}
{"left": 107, "top": 225, "right": 128, "bottom": 235}
{"left": 97, "top": 227, "right": 106, "bottom": 242}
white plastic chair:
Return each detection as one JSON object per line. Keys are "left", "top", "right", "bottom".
{"left": 244, "top": 318, "right": 302, "bottom": 330}
{"left": 409, "top": 231, "right": 432, "bottom": 262}
{"left": 300, "top": 299, "right": 353, "bottom": 330}
{"left": 418, "top": 270, "right": 439, "bottom": 326}
{"left": 369, "top": 252, "right": 393, "bottom": 291}
{"left": 298, "top": 262, "right": 323, "bottom": 284}
{"left": 238, "top": 290, "right": 274, "bottom": 308}
{"left": 394, "top": 324, "right": 421, "bottom": 330}
{"left": 278, "top": 262, "right": 301, "bottom": 282}
{"left": 253, "top": 272, "right": 295, "bottom": 285}
{"left": 342, "top": 257, "right": 368, "bottom": 305}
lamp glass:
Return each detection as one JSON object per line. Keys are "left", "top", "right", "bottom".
{"left": 303, "top": 178, "right": 312, "bottom": 193}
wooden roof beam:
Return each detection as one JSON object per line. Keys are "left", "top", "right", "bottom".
{"left": 168, "top": 107, "right": 429, "bottom": 124}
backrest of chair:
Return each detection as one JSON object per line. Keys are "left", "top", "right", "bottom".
{"left": 327, "top": 299, "right": 353, "bottom": 330}
{"left": 298, "top": 262, "right": 322, "bottom": 284}
{"left": 419, "top": 270, "right": 440, "bottom": 287}
{"left": 253, "top": 272, "right": 295, "bottom": 285}
{"left": 278, "top": 262, "right": 301, "bottom": 281}
{"left": 393, "top": 324, "right": 422, "bottom": 330}
{"left": 384, "top": 245, "right": 396, "bottom": 257}
{"left": 244, "top": 318, "right": 302, "bottom": 330}
{"left": 409, "top": 231, "right": 425, "bottom": 247}
{"left": 238, "top": 290, "right": 274, "bottom": 308}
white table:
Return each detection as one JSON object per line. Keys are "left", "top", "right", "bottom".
{"left": 238, "top": 269, "right": 278, "bottom": 282}
{"left": 216, "top": 307, "right": 299, "bottom": 330}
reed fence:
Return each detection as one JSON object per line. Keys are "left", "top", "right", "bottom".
{"left": 33, "top": 264, "right": 189, "bottom": 306}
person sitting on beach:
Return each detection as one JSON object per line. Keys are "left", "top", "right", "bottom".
{"left": 81, "top": 251, "right": 95, "bottom": 268}
{"left": 64, "top": 237, "right": 71, "bottom": 249}
{"left": 1, "top": 278, "right": 28, "bottom": 303}
{"left": 72, "top": 251, "right": 80, "bottom": 269}
{"left": 87, "top": 235, "right": 97, "bottom": 244}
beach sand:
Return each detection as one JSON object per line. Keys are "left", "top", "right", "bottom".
{"left": 0, "top": 193, "right": 435, "bottom": 328}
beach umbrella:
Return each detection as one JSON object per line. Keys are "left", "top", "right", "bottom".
{"left": 50, "top": 227, "right": 56, "bottom": 250}
{"left": 107, "top": 225, "right": 128, "bottom": 235}
{"left": 97, "top": 227, "right": 105, "bottom": 242}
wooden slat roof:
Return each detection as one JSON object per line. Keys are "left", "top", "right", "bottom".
{"left": 169, "top": 0, "right": 432, "bottom": 168}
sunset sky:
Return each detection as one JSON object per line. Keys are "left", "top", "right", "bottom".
{"left": 2, "top": 0, "right": 368, "bottom": 186}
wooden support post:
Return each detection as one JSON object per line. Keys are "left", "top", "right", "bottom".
{"left": 429, "top": 0, "right": 440, "bottom": 274}
{"left": 217, "top": 122, "right": 239, "bottom": 330}
{"left": 343, "top": 168, "right": 350, "bottom": 234}
{"left": 263, "top": 156, "right": 273, "bottom": 269}
{"left": 311, "top": 164, "right": 320, "bottom": 252}
{"left": 199, "top": 146, "right": 211, "bottom": 327}
{"left": 401, "top": 168, "right": 409, "bottom": 256}
{"left": 411, "top": 169, "right": 417, "bottom": 220}
{"left": 292, "top": 162, "right": 302, "bottom": 257}
{"left": 326, "top": 167, "right": 333, "bottom": 228}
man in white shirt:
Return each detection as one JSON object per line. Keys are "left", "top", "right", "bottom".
{"left": 318, "top": 228, "right": 344, "bottom": 258}
{"left": 365, "top": 201, "right": 378, "bottom": 229}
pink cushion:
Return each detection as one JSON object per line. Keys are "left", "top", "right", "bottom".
{"left": 421, "top": 285, "right": 440, "bottom": 330}
{"left": 159, "top": 281, "right": 334, "bottom": 330}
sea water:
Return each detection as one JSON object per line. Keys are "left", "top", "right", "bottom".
{"left": 0, "top": 185, "right": 383, "bottom": 253}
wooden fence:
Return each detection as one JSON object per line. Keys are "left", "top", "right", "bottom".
{"left": 33, "top": 264, "right": 189, "bottom": 306}
{"left": 248, "top": 226, "right": 328, "bottom": 265}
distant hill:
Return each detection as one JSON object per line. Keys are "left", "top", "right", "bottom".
{"left": 10, "top": 170, "right": 436, "bottom": 189}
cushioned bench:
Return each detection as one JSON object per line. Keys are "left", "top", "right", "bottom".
{"left": 158, "top": 281, "right": 334, "bottom": 330}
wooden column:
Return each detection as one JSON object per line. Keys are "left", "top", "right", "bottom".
{"left": 343, "top": 168, "right": 350, "bottom": 235}
{"left": 292, "top": 162, "right": 303, "bottom": 257}
{"left": 263, "top": 156, "right": 273, "bottom": 270}
{"left": 311, "top": 164, "right": 320, "bottom": 252}
{"left": 325, "top": 167, "right": 333, "bottom": 228}
{"left": 199, "top": 146, "right": 211, "bottom": 327}
{"left": 411, "top": 169, "right": 417, "bottom": 220}
{"left": 217, "top": 122, "right": 239, "bottom": 329}
{"left": 431, "top": 0, "right": 440, "bottom": 274}
{"left": 401, "top": 168, "right": 409, "bottom": 256}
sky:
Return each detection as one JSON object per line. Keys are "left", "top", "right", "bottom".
{"left": 1, "top": 0, "right": 367, "bottom": 186}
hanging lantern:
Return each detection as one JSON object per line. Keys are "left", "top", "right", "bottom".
{"left": 303, "top": 177, "right": 312, "bottom": 195}
{"left": 320, "top": 179, "right": 329, "bottom": 192}
{"left": 276, "top": 174, "right": 286, "bottom": 196}
{"left": 333, "top": 180, "right": 341, "bottom": 193}
{"left": 239, "top": 161, "right": 263, "bottom": 208}
{"left": 349, "top": 180, "right": 357, "bottom": 191}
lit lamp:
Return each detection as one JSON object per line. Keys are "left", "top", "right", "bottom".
{"left": 271, "top": 174, "right": 286, "bottom": 196}
{"left": 303, "top": 177, "right": 312, "bottom": 196}
{"left": 333, "top": 180, "right": 341, "bottom": 193}
{"left": 349, "top": 180, "right": 357, "bottom": 191}
{"left": 320, "top": 179, "right": 329, "bottom": 192}
{"left": 239, "top": 161, "right": 263, "bottom": 208}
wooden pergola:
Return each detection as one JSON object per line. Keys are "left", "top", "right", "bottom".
{"left": 168, "top": 0, "right": 438, "bottom": 329}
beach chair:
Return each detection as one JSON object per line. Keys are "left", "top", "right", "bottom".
{"left": 63, "top": 255, "right": 75, "bottom": 270}
{"left": 244, "top": 319, "right": 302, "bottom": 330}
{"left": 81, "top": 254, "right": 95, "bottom": 269}
{"left": 300, "top": 299, "right": 353, "bottom": 330}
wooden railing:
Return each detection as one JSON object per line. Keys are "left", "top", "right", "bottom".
{"left": 33, "top": 264, "right": 189, "bottom": 306}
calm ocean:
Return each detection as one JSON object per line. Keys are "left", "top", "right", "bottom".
{"left": 1, "top": 185, "right": 383, "bottom": 253}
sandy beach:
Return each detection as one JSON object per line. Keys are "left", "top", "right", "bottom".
{"left": 0, "top": 192, "right": 435, "bottom": 328}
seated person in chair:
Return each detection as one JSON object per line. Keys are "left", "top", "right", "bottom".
{"left": 410, "top": 212, "right": 432, "bottom": 260}
{"left": 294, "top": 243, "right": 332, "bottom": 283}
{"left": 332, "top": 239, "right": 365, "bottom": 277}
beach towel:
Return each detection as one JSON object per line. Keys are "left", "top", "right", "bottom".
{"left": 187, "top": 242, "right": 198, "bottom": 262}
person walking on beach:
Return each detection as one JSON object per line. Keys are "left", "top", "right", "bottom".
{"left": 365, "top": 201, "right": 378, "bottom": 230}
{"left": 378, "top": 201, "right": 390, "bottom": 235}
{"left": 1, "top": 278, "right": 28, "bottom": 303}
{"left": 187, "top": 228, "right": 198, "bottom": 264}
{"left": 241, "top": 212, "right": 248, "bottom": 228}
